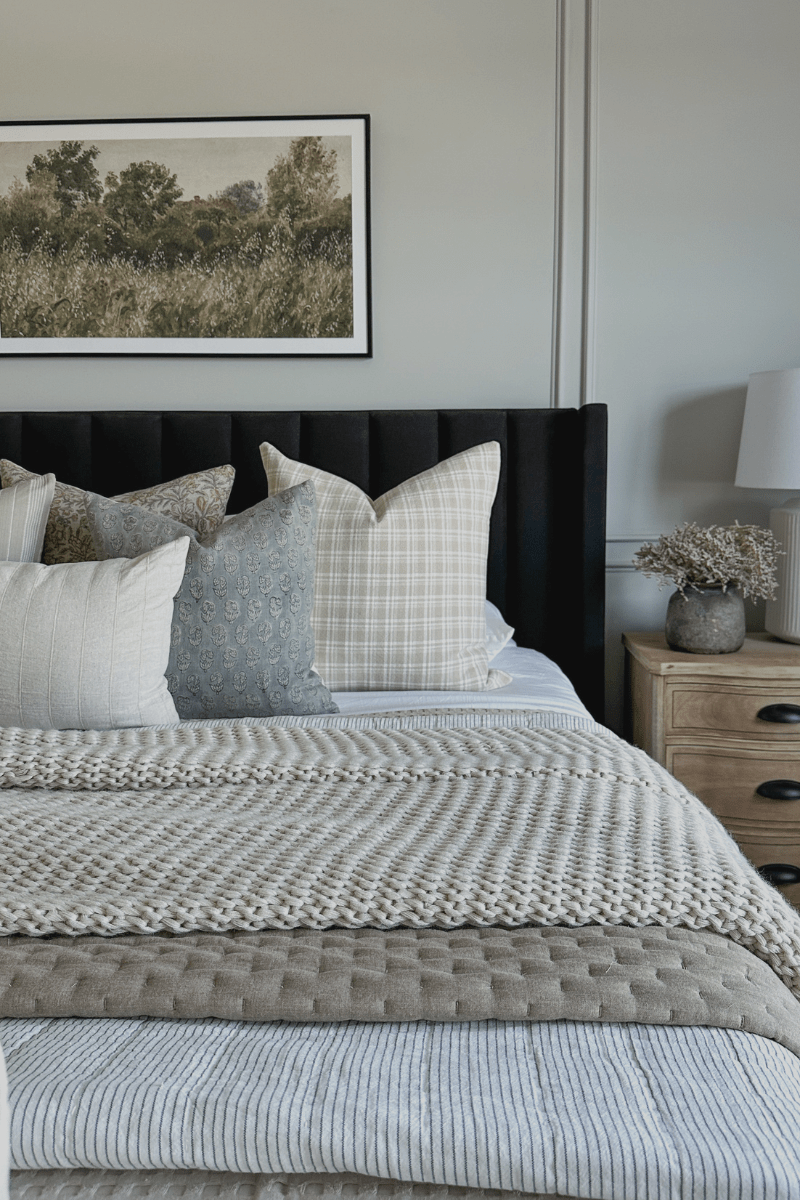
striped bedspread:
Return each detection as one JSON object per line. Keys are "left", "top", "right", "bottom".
{"left": 4, "top": 1015, "right": 800, "bottom": 1199}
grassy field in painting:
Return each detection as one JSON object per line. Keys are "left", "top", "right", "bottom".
{"left": 0, "top": 237, "right": 353, "bottom": 339}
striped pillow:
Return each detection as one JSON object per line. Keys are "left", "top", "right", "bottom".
{"left": 0, "top": 539, "right": 188, "bottom": 730}
{"left": 260, "top": 441, "right": 511, "bottom": 692}
{"left": 0, "top": 473, "right": 55, "bottom": 562}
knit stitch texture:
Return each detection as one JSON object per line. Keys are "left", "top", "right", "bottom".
{"left": 1, "top": 711, "right": 799, "bottom": 1000}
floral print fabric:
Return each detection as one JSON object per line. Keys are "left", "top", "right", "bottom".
{"left": 85, "top": 481, "right": 337, "bottom": 720}
{"left": 0, "top": 460, "right": 235, "bottom": 565}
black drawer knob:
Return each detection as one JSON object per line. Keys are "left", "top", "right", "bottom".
{"left": 758, "top": 863, "right": 800, "bottom": 887}
{"left": 756, "top": 779, "right": 800, "bottom": 801}
{"left": 757, "top": 703, "right": 800, "bottom": 723}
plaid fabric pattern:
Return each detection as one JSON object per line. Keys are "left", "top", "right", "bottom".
{"left": 260, "top": 441, "right": 509, "bottom": 691}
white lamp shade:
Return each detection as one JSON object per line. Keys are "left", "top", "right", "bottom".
{"left": 735, "top": 368, "right": 800, "bottom": 489}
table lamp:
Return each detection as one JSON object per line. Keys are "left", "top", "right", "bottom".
{"left": 735, "top": 367, "right": 800, "bottom": 642}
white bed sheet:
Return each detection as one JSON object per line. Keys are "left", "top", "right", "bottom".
{"left": 176, "top": 645, "right": 593, "bottom": 731}
{"left": 329, "top": 646, "right": 591, "bottom": 720}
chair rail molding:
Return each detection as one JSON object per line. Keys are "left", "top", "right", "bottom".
{"left": 606, "top": 534, "right": 660, "bottom": 573}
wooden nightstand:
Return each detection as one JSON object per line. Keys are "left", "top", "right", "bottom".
{"left": 623, "top": 631, "right": 800, "bottom": 909}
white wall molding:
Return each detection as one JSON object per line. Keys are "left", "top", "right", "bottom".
{"left": 606, "top": 534, "right": 659, "bottom": 572}
{"left": 549, "top": 0, "right": 600, "bottom": 410}
{"left": 550, "top": 0, "right": 593, "bottom": 408}
{"left": 548, "top": 0, "right": 568, "bottom": 407}
{"left": 579, "top": 0, "right": 599, "bottom": 408}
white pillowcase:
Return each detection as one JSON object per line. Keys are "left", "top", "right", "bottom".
{"left": 485, "top": 600, "right": 515, "bottom": 660}
{"left": 0, "top": 538, "right": 189, "bottom": 730}
{"left": 0, "top": 473, "right": 55, "bottom": 563}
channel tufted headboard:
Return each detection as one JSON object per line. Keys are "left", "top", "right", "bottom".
{"left": 0, "top": 405, "right": 607, "bottom": 719}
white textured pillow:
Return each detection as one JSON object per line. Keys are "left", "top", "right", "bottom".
{"left": 0, "top": 538, "right": 189, "bottom": 730}
{"left": 0, "top": 473, "right": 55, "bottom": 562}
{"left": 260, "top": 441, "right": 511, "bottom": 692}
{"left": 485, "top": 599, "right": 515, "bottom": 660}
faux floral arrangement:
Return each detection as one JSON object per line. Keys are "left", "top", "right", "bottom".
{"left": 633, "top": 521, "right": 782, "bottom": 600}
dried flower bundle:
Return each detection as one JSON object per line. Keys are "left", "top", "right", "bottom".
{"left": 633, "top": 522, "right": 782, "bottom": 600}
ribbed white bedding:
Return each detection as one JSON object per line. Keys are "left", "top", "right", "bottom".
{"left": 176, "top": 647, "right": 593, "bottom": 728}
{"left": 4, "top": 1016, "right": 800, "bottom": 1199}
{"left": 329, "top": 647, "right": 591, "bottom": 720}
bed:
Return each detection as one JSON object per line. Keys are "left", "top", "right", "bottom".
{"left": 2, "top": 405, "right": 800, "bottom": 1200}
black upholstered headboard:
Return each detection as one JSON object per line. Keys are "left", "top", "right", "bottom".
{"left": 0, "top": 406, "right": 607, "bottom": 719}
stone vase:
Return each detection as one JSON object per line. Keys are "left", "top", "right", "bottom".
{"left": 665, "top": 584, "right": 745, "bottom": 654}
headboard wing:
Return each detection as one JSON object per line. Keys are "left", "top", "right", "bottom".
{"left": 0, "top": 406, "right": 607, "bottom": 719}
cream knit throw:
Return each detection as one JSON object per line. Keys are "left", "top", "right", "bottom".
{"left": 2, "top": 711, "right": 800, "bottom": 1000}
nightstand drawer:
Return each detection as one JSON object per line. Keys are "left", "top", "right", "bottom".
{"left": 624, "top": 633, "right": 800, "bottom": 914}
{"left": 723, "top": 832, "right": 800, "bottom": 911}
{"left": 668, "top": 746, "right": 800, "bottom": 822}
{"left": 669, "top": 684, "right": 800, "bottom": 739}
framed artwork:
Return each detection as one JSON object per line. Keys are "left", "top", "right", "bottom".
{"left": 0, "top": 115, "right": 371, "bottom": 356}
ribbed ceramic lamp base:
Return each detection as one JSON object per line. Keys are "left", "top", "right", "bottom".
{"left": 765, "top": 501, "right": 800, "bottom": 643}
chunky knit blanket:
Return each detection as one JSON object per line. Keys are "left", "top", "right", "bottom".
{"left": 2, "top": 710, "right": 800, "bottom": 1001}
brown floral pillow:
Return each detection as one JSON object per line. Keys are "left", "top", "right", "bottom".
{"left": 0, "top": 460, "right": 235, "bottom": 565}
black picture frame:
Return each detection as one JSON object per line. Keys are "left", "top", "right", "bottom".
{"left": 0, "top": 114, "right": 371, "bottom": 357}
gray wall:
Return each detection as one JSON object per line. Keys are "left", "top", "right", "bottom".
{"left": 0, "top": 0, "right": 555, "bottom": 410}
{"left": 595, "top": 1, "right": 800, "bottom": 728}
{"left": 3, "top": 0, "right": 800, "bottom": 727}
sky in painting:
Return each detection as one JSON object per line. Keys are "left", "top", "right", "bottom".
{"left": 0, "top": 135, "right": 352, "bottom": 201}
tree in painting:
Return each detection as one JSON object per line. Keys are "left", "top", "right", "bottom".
{"left": 0, "top": 135, "right": 353, "bottom": 340}
{"left": 104, "top": 162, "right": 183, "bottom": 231}
{"left": 219, "top": 179, "right": 264, "bottom": 215}
{"left": 266, "top": 136, "right": 338, "bottom": 223}
{"left": 26, "top": 141, "right": 103, "bottom": 215}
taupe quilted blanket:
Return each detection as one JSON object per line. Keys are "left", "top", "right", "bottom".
{"left": 7, "top": 1169, "right": 582, "bottom": 1200}
{"left": 3, "top": 925, "right": 800, "bottom": 1057}
{"left": 2, "top": 710, "right": 800, "bottom": 1003}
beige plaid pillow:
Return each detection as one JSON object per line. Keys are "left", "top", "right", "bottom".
{"left": 260, "top": 441, "right": 511, "bottom": 692}
{"left": 0, "top": 461, "right": 235, "bottom": 565}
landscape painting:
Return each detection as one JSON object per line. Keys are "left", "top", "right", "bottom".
{"left": 0, "top": 116, "right": 371, "bottom": 355}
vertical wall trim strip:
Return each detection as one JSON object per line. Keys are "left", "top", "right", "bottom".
{"left": 549, "top": 0, "right": 567, "bottom": 408}
{"left": 580, "top": 0, "right": 600, "bottom": 407}
{"left": 549, "top": 0, "right": 592, "bottom": 409}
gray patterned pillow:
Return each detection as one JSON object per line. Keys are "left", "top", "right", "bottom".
{"left": 85, "top": 482, "right": 337, "bottom": 720}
